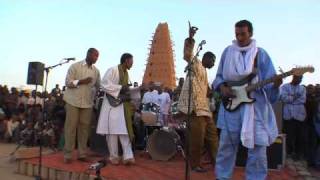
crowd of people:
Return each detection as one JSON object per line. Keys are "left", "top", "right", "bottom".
{"left": 0, "top": 19, "right": 320, "bottom": 179}
{"left": 0, "top": 84, "right": 66, "bottom": 149}
{"left": 281, "top": 79, "right": 320, "bottom": 168}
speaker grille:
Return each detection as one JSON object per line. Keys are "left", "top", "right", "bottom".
{"left": 27, "top": 62, "right": 44, "bottom": 85}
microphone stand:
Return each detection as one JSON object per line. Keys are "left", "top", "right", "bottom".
{"left": 94, "top": 169, "right": 103, "bottom": 180}
{"left": 184, "top": 42, "right": 204, "bottom": 180}
{"left": 35, "top": 59, "right": 73, "bottom": 180}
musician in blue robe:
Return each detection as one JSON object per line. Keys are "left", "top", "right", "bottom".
{"left": 212, "top": 20, "right": 282, "bottom": 180}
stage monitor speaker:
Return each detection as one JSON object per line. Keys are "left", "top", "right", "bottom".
{"left": 27, "top": 62, "right": 44, "bottom": 85}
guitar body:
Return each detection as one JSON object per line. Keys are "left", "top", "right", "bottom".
{"left": 105, "top": 92, "right": 131, "bottom": 107}
{"left": 105, "top": 93, "right": 122, "bottom": 107}
{"left": 221, "top": 66, "right": 314, "bottom": 112}
{"left": 222, "top": 79, "right": 256, "bottom": 112}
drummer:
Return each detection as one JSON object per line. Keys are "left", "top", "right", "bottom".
{"left": 142, "top": 81, "right": 158, "bottom": 105}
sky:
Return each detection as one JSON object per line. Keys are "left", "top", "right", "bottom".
{"left": 0, "top": 0, "right": 319, "bottom": 91}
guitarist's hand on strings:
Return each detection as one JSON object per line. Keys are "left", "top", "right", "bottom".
{"left": 220, "top": 84, "right": 236, "bottom": 98}
{"left": 273, "top": 76, "right": 283, "bottom": 88}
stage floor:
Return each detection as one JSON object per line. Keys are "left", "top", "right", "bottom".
{"left": 17, "top": 151, "right": 299, "bottom": 180}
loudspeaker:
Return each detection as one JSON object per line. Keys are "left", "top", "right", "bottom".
{"left": 236, "top": 134, "right": 286, "bottom": 170}
{"left": 27, "top": 62, "right": 44, "bottom": 85}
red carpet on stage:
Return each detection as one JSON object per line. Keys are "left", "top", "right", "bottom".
{"left": 18, "top": 151, "right": 298, "bottom": 180}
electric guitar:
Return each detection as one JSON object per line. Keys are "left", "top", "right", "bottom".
{"left": 222, "top": 66, "right": 314, "bottom": 112}
{"left": 105, "top": 84, "right": 143, "bottom": 107}
{"left": 105, "top": 92, "right": 131, "bottom": 107}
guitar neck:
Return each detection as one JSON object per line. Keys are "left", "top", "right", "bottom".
{"left": 246, "top": 71, "right": 292, "bottom": 92}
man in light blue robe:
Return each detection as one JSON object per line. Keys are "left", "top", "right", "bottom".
{"left": 212, "top": 20, "right": 282, "bottom": 180}
{"left": 280, "top": 75, "right": 306, "bottom": 159}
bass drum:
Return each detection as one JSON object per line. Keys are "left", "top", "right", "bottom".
{"left": 147, "top": 127, "right": 182, "bottom": 161}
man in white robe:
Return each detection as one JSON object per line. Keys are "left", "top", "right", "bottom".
{"left": 141, "top": 81, "right": 158, "bottom": 104}
{"left": 155, "top": 85, "right": 171, "bottom": 126}
{"left": 96, "top": 53, "right": 135, "bottom": 165}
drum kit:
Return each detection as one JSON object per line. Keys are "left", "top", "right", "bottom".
{"left": 92, "top": 92, "right": 187, "bottom": 161}
{"left": 140, "top": 102, "right": 186, "bottom": 161}
{"left": 141, "top": 102, "right": 161, "bottom": 126}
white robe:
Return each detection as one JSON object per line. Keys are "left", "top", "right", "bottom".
{"left": 156, "top": 92, "right": 171, "bottom": 115}
{"left": 96, "top": 66, "right": 128, "bottom": 135}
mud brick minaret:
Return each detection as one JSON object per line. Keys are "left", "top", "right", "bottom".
{"left": 142, "top": 22, "right": 176, "bottom": 90}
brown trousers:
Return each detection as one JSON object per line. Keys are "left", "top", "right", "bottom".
{"left": 64, "top": 103, "right": 92, "bottom": 159}
{"left": 189, "top": 115, "right": 218, "bottom": 168}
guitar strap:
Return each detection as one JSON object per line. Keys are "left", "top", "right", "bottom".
{"left": 246, "top": 50, "right": 259, "bottom": 82}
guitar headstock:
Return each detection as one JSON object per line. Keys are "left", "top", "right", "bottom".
{"left": 291, "top": 66, "right": 315, "bottom": 76}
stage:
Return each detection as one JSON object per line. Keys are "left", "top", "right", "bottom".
{"left": 15, "top": 150, "right": 300, "bottom": 180}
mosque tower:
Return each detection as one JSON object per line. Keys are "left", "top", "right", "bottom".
{"left": 142, "top": 22, "right": 176, "bottom": 90}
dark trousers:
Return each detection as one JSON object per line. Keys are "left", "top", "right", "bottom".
{"left": 306, "top": 123, "right": 320, "bottom": 166}
{"left": 283, "top": 119, "right": 305, "bottom": 157}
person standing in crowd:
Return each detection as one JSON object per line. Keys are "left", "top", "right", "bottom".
{"left": 305, "top": 84, "right": 319, "bottom": 166}
{"left": 4, "top": 87, "right": 19, "bottom": 117}
{"left": 27, "top": 90, "right": 42, "bottom": 107}
{"left": 312, "top": 86, "right": 320, "bottom": 169}
{"left": 213, "top": 20, "right": 282, "bottom": 179}
{"left": 51, "top": 84, "right": 62, "bottom": 97}
{"left": 173, "top": 78, "right": 184, "bottom": 102}
{"left": 96, "top": 53, "right": 135, "bottom": 165}
{"left": 155, "top": 84, "right": 171, "bottom": 126}
{"left": 63, "top": 48, "right": 101, "bottom": 163}
{"left": 281, "top": 75, "right": 306, "bottom": 160}
{"left": 0, "top": 85, "right": 5, "bottom": 108}
{"left": 5, "top": 112, "right": 20, "bottom": 142}
{"left": 177, "top": 24, "right": 218, "bottom": 172}
{"left": 18, "top": 90, "right": 29, "bottom": 108}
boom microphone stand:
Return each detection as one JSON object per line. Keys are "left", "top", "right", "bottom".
{"left": 184, "top": 37, "right": 205, "bottom": 180}
{"left": 35, "top": 58, "right": 74, "bottom": 180}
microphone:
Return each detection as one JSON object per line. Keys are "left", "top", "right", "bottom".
{"left": 89, "top": 159, "right": 107, "bottom": 170}
{"left": 63, "top": 57, "right": 76, "bottom": 61}
{"left": 199, "top": 40, "right": 206, "bottom": 46}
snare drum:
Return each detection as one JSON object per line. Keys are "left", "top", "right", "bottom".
{"left": 141, "top": 103, "right": 161, "bottom": 126}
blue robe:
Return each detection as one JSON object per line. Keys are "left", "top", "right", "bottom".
{"left": 212, "top": 46, "right": 280, "bottom": 180}
{"left": 280, "top": 83, "right": 306, "bottom": 121}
